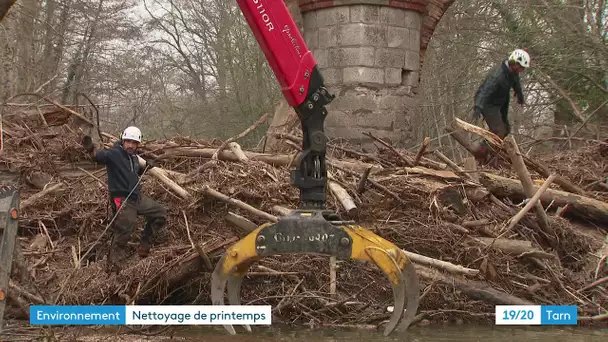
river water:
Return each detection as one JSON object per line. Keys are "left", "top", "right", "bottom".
{"left": 127, "top": 324, "right": 607, "bottom": 342}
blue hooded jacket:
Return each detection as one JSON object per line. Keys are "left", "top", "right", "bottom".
{"left": 93, "top": 141, "right": 144, "bottom": 200}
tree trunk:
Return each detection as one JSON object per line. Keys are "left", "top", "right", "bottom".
{"left": 479, "top": 172, "right": 608, "bottom": 224}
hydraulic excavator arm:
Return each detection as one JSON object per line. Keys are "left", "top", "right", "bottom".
{"left": 210, "top": 0, "right": 421, "bottom": 336}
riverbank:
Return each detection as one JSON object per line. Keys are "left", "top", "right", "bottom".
{"left": 0, "top": 114, "right": 607, "bottom": 329}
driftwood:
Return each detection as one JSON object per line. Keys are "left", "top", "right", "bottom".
{"left": 158, "top": 147, "right": 296, "bottom": 166}
{"left": 404, "top": 250, "right": 479, "bottom": 276}
{"left": 21, "top": 182, "right": 65, "bottom": 209}
{"left": 479, "top": 172, "right": 608, "bottom": 223}
{"left": 227, "top": 142, "right": 248, "bottom": 162}
{"left": 503, "top": 136, "right": 554, "bottom": 241}
{"left": 472, "top": 237, "right": 557, "bottom": 260}
{"left": 500, "top": 174, "right": 557, "bottom": 236}
{"left": 225, "top": 212, "right": 258, "bottom": 233}
{"left": 328, "top": 173, "right": 358, "bottom": 217}
{"left": 357, "top": 167, "right": 373, "bottom": 194}
{"left": 361, "top": 131, "right": 446, "bottom": 169}
{"left": 159, "top": 147, "right": 382, "bottom": 174}
{"left": 453, "top": 118, "right": 585, "bottom": 195}
{"left": 271, "top": 205, "right": 294, "bottom": 217}
{"left": 201, "top": 185, "right": 277, "bottom": 223}
{"left": 416, "top": 264, "right": 534, "bottom": 305}
{"left": 135, "top": 156, "right": 192, "bottom": 200}
{"left": 414, "top": 137, "right": 430, "bottom": 165}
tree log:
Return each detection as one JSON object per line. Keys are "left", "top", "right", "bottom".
{"left": 414, "top": 137, "right": 430, "bottom": 165}
{"left": 453, "top": 118, "right": 585, "bottom": 195}
{"left": 21, "top": 183, "right": 65, "bottom": 210}
{"left": 159, "top": 147, "right": 297, "bottom": 167}
{"left": 505, "top": 135, "right": 561, "bottom": 243}
{"left": 135, "top": 156, "right": 192, "bottom": 200}
{"left": 271, "top": 205, "right": 293, "bottom": 217}
{"left": 201, "top": 186, "right": 277, "bottom": 223}
{"left": 415, "top": 264, "right": 533, "bottom": 305}
{"left": 228, "top": 142, "right": 248, "bottom": 162}
{"left": 479, "top": 172, "right": 608, "bottom": 223}
{"left": 500, "top": 174, "right": 556, "bottom": 236}
{"left": 328, "top": 178, "right": 357, "bottom": 217}
{"left": 225, "top": 212, "right": 258, "bottom": 233}
{"left": 404, "top": 251, "right": 479, "bottom": 276}
{"left": 472, "top": 237, "right": 557, "bottom": 260}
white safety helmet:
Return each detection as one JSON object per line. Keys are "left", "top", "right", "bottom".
{"left": 121, "top": 126, "right": 142, "bottom": 143}
{"left": 508, "top": 49, "right": 530, "bottom": 68}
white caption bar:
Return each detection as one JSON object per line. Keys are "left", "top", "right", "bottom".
{"left": 125, "top": 305, "right": 272, "bottom": 325}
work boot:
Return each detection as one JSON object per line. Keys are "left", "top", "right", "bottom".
{"left": 106, "top": 247, "right": 125, "bottom": 275}
{"left": 138, "top": 238, "right": 151, "bottom": 257}
{"left": 472, "top": 142, "right": 489, "bottom": 164}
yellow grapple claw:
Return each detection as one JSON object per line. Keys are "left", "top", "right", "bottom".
{"left": 210, "top": 210, "right": 420, "bottom": 337}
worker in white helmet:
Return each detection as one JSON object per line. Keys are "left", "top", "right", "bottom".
{"left": 81, "top": 126, "right": 167, "bottom": 274}
{"left": 472, "top": 48, "right": 530, "bottom": 164}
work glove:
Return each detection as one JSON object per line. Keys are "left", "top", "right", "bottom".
{"left": 514, "top": 90, "right": 524, "bottom": 105}
{"left": 145, "top": 158, "right": 156, "bottom": 169}
{"left": 82, "top": 135, "right": 94, "bottom": 153}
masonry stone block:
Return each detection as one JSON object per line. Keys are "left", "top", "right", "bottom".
{"left": 375, "top": 48, "right": 405, "bottom": 68}
{"left": 403, "top": 10, "right": 421, "bottom": 29}
{"left": 338, "top": 23, "right": 386, "bottom": 47}
{"left": 380, "top": 6, "right": 406, "bottom": 27}
{"left": 379, "top": 94, "right": 410, "bottom": 110}
{"left": 303, "top": 29, "right": 318, "bottom": 49}
{"left": 316, "top": 6, "right": 350, "bottom": 27}
{"left": 409, "top": 29, "right": 420, "bottom": 51}
{"left": 343, "top": 67, "right": 384, "bottom": 84}
{"left": 404, "top": 50, "right": 419, "bottom": 71}
{"left": 350, "top": 5, "right": 380, "bottom": 23}
{"left": 385, "top": 68, "right": 402, "bottom": 85}
{"left": 331, "top": 91, "right": 378, "bottom": 112}
{"left": 318, "top": 27, "right": 337, "bottom": 48}
{"left": 402, "top": 70, "right": 419, "bottom": 87}
{"left": 313, "top": 48, "right": 329, "bottom": 68}
{"left": 329, "top": 47, "right": 375, "bottom": 67}
{"left": 352, "top": 108, "right": 395, "bottom": 130}
{"left": 387, "top": 26, "right": 409, "bottom": 49}
{"left": 303, "top": 11, "right": 317, "bottom": 29}
{"left": 322, "top": 68, "right": 343, "bottom": 85}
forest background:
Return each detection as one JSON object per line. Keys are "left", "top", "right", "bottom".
{"left": 0, "top": 0, "right": 606, "bottom": 159}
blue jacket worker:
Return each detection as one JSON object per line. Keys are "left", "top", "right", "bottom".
{"left": 81, "top": 126, "right": 167, "bottom": 274}
{"left": 472, "top": 48, "right": 530, "bottom": 161}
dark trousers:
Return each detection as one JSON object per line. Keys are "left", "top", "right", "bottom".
{"left": 108, "top": 195, "right": 166, "bottom": 265}
{"left": 481, "top": 105, "right": 510, "bottom": 139}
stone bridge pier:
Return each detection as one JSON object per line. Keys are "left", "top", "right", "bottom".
{"left": 297, "top": 0, "right": 425, "bottom": 148}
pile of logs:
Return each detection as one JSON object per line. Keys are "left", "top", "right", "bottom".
{"left": 1, "top": 106, "right": 607, "bottom": 326}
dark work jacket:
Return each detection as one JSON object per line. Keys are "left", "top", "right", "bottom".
{"left": 93, "top": 141, "right": 145, "bottom": 201}
{"left": 474, "top": 59, "right": 524, "bottom": 118}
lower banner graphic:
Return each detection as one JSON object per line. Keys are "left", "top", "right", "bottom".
{"left": 30, "top": 305, "right": 272, "bottom": 325}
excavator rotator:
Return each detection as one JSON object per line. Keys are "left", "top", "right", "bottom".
{"left": 210, "top": 0, "right": 421, "bottom": 336}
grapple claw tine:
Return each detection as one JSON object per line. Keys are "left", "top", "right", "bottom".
{"left": 210, "top": 255, "right": 236, "bottom": 335}
{"left": 397, "top": 261, "right": 421, "bottom": 332}
{"left": 343, "top": 225, "right": 421, "bottom": 336}
{"left": 384, "top": 269, "right": 407, "bottom": 336}
{"left": 227, "top": 265, "right": 253, "bottom": 332}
